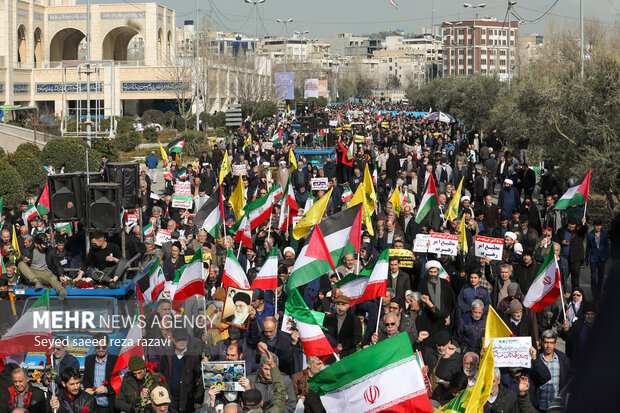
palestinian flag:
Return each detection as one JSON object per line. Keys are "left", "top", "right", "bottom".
{"left": 309, "top": 333, "right": 433, "bottom": 413}
{"left": 334, "top": 249, "right": 389, "bottom": 306}
{"left": 244, "top": 185, "right": 278, "bottom": 231}
{"left": 337, "top": 112, "right": 343, "bottom": 124}
{"left": 0, "top": 291, "right": 51, "bottom": 357}
{"left": 278, "top": 177, "right": 298, "bottom": 231}
{"left": 287, "top": 205, "right": 362, "bottom": 292}
{"left": 272, "top": 127, "right": 282, "bottom": 145}
{"left": 36, "top": 183, "right": 50, "bottom": 215}
{"left": 341, "top": 187, "right": 353, "bottom": 203}
{"left": 136, "top": 258, "right": 166, "bottom": 306}
{"left": 414, "top": 173, "right": 438, "bottom": 224}
{"left": 285, "top": 288, "right": 336, "bottom": 359}
{"left": 523, "top": 247, "right": 561, "bottom": 312}
{"left": 110, "top": 316, "right": 144, "bottom": 394}
{"left": 250, "top": 248, "right": 278, "bottom": 290}
{"left": 338, "top": 140, "right": 353, "bottom": 167}
{"left": 54, "top": 222, "right": 73, "bottom": 234}
{"left": 194, "top": 186, "right": 224, "bottom": 238}
{"left": 555, "top": 169, "right": 591, "bottom": 210}
{"left": 223, "top": 248, "right": 250, "bottom": 289}
{"left": 230, "top": 214, "right": 252, "bottom": 249}
{"left": 177, "top": 168, "right": 188, "bottom": 180}
{"left": 167, "top": 137, "right": 186, "bottom": 153}
{"left": 143, "top": 222, "right": 154, "bottom": 236}
{"left": 347, "top": 140, "right": 355, "bottom": 161}
{"left": 171, "top": 248, "right": 205, "bottom": 309}
{"left": 24, "top": 203, "right": 39, "bottom": 222}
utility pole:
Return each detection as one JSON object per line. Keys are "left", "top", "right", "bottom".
{"left": 195, "top": 0, "right": 200, "bottom": 131}
{"left": 276, "top": 18, "right": 293, "bottom": 72}
{"left": 86, "top": 0, "right": 92, "bottom": 147}
{"left": 507, "top": 1, "right": 516, "bottom": 89}
{"left": 580, "top": 0, "right": 584, "bottom": 79}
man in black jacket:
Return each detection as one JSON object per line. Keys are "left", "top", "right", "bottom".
{"left": 50, "top": 367, "right": 96, "bottom": 413}
{"left": 323, "top": 295, "right": 362, "bottom": 359}
{"left": 555, "top": 217, "right": 587, "bottom": 291}
{"left": 83, "top": 334, "right": 118, "bottom": 412}
{"left": 158, "top": 329, "right": 204, "bottom": 413}
{"left": 17, "top": 234, "right": 67, "bottom": 299}
{"left": 485, "top": 367, "right": 519, "bottom": 413}
{"left": 1, "top": 367, "right": 48, "bottom": 413}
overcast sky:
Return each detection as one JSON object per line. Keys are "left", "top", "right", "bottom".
{"left": 80, "top": 0, "right": 619, "bottom": 38}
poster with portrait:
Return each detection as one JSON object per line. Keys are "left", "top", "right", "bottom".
{"left": 222, "top": 287, "right": 254, "bottom": 329}
{"left": 201, "top": 361, "right": 246, "bottom": 391}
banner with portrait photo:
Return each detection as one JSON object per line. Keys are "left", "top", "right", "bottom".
{"left": 222, "top": 287, "right": 254, "bottom": 329}
{"left": 201, "top": 361, "right": 246, "bottom": 391}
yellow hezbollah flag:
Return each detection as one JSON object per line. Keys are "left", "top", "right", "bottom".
{"left": 11, "top": 225, "right": 20, "bottom": 255}
{"left": 349, "top": 183, "right": 374, "bottom": 236}
{"left": 389, "top": 188, "right": 401, "bottom": 216}
{"left": 289, "top": 148, "right": 297, "bottom": 173}
{"left": 354, "top": 135, "right": 365, "bottom": 143}
{"left": 464, "top": 340, "right": 496, "bottom": 413}
{"left": 230, "top": 174, "right": 246, "bottom": 222}
{"left": 293, "top": 188, "right": 333, "bottom": 240}
{"left": 445, "top": 177, "right": 464, "bottom": 222}
{"left": 483, "top": 305, "right": 512, "bottom": 347}
{"left": 219, "top": 151, "right": 230, "bottom": 184}
{"left": 159, "top": 143, "right": 168, "bottom": 167}
{"left": 243, "top": 134, "right": 252, "bottom": 151}
{"left": 458, "top": 216, "right": 468, "bottom": 255}
{"left": 363, "top": 164, "right": 376, "bottom": 214}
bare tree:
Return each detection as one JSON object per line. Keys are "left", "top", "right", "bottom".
{"left": 159, "top": 57, "right": 195, "bottom": 131}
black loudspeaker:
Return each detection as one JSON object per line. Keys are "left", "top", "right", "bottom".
{"left": 314, "top": 112, "right": 329, "bottom": 129}
{"left": 106, "top": 162, "right": 140, "bottom": 209}
{"left": 295, "top": 102, "right": 306, "bottom": 117}
{"left": 87, "top": 183, "right": 122, "bottom": 231}
{"left": 300, "top": 117, "right": 312, "bottom": 134}
{"left": 48, "top": 173, "right": 85, "bottom": 221}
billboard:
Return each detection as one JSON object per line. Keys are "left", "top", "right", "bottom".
{"left": 304, "top": 78, "right": 319, "bottom": 98}
{"left": 318, "top": 80, "right": 328, "bottom": 98}
{"left": 275, "top": 72, "right": 294, "bottom": 100}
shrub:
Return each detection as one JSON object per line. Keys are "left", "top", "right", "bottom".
{"left": 6, "top": 152, "right": 46, "bottom": 198}
{"left": 143, "top": 126, "right": 159, "bottom": 142}
{"left": 141, "top": 109, "right": 166, "bottom": 126}
{"left": 181, "top": 130, "right": 206, "bottom": 157}
{"left": 113, "top": 131, "right": 142, "bottom": 152}
{"left": 0, "top": 147, "right": 6, "bottom": 160}
{"left": 116, "top": 116, "right": 136, "bottom": 135}
{"left": 214, "top": 126, "right": 228, "bottom": 137}
{"left": 0, "top": 160, "right": 25, "bottom": 210}
{"left": 91, "top": 138, "right": 120, "bottom": 162}
{"left": 15, "top": 143, "right": 42, "bottom": 159}
{"left": 164, "top": 110, "right": 176, "bottom": 128}
{"left": 206, "top": 111, "right": 226, "bottom": 128}
{"left": 41, "top": 137, "right": 101, "bottom": 172}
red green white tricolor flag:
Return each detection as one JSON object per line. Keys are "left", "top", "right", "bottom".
{"left": 0, "top": 290, "right": 51, "bottom": 357}
{"left": 555, "top": 169, "right": 591, "bottom": 210}
{"left": 309, "top": 332, "right": 433, "bottom": 413}
{"left": 334, "top": 249, "right": 389, "bottom": 306}
{"left": 523, "top": 246, "right": 561, "bottom": 312}
{"left": 390, "top": 0, "right": 399, "bottom": 9}
{"left": 285, "top": 288, "right": 336, "bottom": 359}
{"left": 36, "top": 182, "right": 50, "bottom": 215}
{"left": 223, "top": 247, "right": 250, "bottom": 289}
{"left": 171, "top": 247, "right": 205, "bottom": 310}
{"left": 244, "top": 184, "right": 280, "bottom": 231}
{"left": 250, "top": 247, "right": 278, "bottom": 290}
{"left": 24, "top": 203, "right": 39, "bottom": 222}
{"left": 110, "top": 313, "right": 144, "bottom": 394}
{"left": 414, "top": 173, "right": 439, "bottom": 224}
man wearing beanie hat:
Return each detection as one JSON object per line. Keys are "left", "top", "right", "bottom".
{"left": 560, "top": 300, "right": 596, "bottom": 366}
{"left": 514, "top": 248, "right": 537, "bottom": 295}
{"left": 116, "top": 356, "right": 168, "bottom": 413}
{"left": 502, "top": 299, "right": 537, "bottom": 346}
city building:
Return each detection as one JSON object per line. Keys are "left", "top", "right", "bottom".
{"left": 327, "top": 33, "right": 383, "bottom": 59}
{"left": 441, "top": 18, "right": 518, "bottom": 80}
{"left": 517, "top": 33, "right": 544, "bottom": 73}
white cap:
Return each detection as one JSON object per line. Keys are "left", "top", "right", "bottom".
{"left": 461, "top": 196, "right": 470, "bottom": 202}
{"left": 262, "top": 161, "right": 270, "bottom": 167}
{"left": 505, "top": 231, "right": 517, "bottom": 241}
{"left": 283, "top": 246, "right": 295, "bottom": 256}
{"left": 514, "top": 242, "right": 523, "bottom": 254}
{"left": 425, "top": 260, "right": 441, "bottom": 271}
{"left": 504, "top": 178, "right": 514, "bottom": 185}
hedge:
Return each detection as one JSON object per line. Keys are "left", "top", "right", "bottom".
{"left": 0, "top": 160, "right": 25, "bottom": 210}
{"left": 6, "top": 152, "right": 46, "bottom": 198}
{"left": 41, "top": 137, "right": 101, "bottom": 172}
{"left": 113, "top": 131, "right": 142, "bottom": 152}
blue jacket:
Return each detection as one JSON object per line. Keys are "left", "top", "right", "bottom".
{"left": 498, "top": 186, "right": 520, "bottom": 215}
{"left": 586, "top": 230, "right": 609, "bottom": 262}
{"left": 54, "top": 352, "right": 80, "bottom": 386}
{"left": 457, "top": 285, "right": 492, "bottom": 316}
{"left": 145, "top": 154, "right": 159, "bottom": 169}
{"left": 455, "top": 311, "right": 486, "bottom": 354}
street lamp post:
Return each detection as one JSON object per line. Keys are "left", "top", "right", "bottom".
{"left": 463, "top": 3, "right": 486, "bottom": 75}
{"left": 245, "top": 0, "right": 265, "bottom": 94}
{"left": 507, "top": 1, "right": 516, "bottom": 88}
{"left": 276, "top": 18, "right": 293, "bottom": 72}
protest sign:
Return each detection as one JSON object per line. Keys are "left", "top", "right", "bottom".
{"left": 201, "top": 361, "right": 246, "bottom": 391}
{"left": 475, "top": 236, "right": 505, "bottom": 261}
{"left": 292, "top": 216, "right": 302, "bottom": 228}
{"left": 413, "top": 234, "right": 431, "bottom": 253}
{"left": 389, "top": 248, "right": 414, "bottom": 269}
{"left": 311, "top": 178, "right": 329, "bottom": 191}
{"left": 154, "top": 229, "right": 172, "bottom": 246}
{"left": 232, "top": 165, "right": 247, "bottom": 176}
{"left": 172, "top": 181, "right": 193, "bottom": 208}
{"left": 489, "top": 337, "right": 532, "bottom": 368}
{"left": 428, "top": 233, "right": 459, "bottom": 256}
{"left": 262, "top": 141, "right": 273, "bottom": 151}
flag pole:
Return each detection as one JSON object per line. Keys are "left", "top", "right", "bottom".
{"left": 583, "top": 201, "right": 587, "bottom": 220}
{"left": 274, "top": 288, "right": 278, "bottom": 318}
{"left": 555, "top": 254, "right": 567, "bottom": 321}
{"left": 375, "top": 297, "right": 383, "bottom": 335}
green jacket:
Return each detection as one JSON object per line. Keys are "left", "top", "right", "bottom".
{"left": 115, "top": 371, "right": 168, "bottom": 413}
{"left": 249, "top": 366, "right": 286, "bottom": 413}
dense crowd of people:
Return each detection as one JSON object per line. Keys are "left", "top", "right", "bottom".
{"left": 0, "top": 101, "right": 618, "bottom": 413}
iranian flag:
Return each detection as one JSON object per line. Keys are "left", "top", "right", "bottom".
{"left": 230, "top": 213, "right": 253, "bottom": 249}
{"left": 304, "top": 189, "right": 314, "bottom": 212}
{"left": 334, "top": 249, "right": 390, "bottom": 306}
{"left": 143, "top": 222, "right": 154, "bottom": 236}
{"left": 555, "top": 169, "right": 591, "bottom": 210}
{"left": 287, "top": 204, "right": 362, "bottom": 293}
{"left": 341, "top": 187, "right": 353, "bottom": 203}
{"left": 278, "top": 177, "right": 298, "bottom": 231}
{"left": 272, "top": 183, "right": 283, "bottom": 200}
{"left": 177, "top": 168, "right": 188, "bottom": 180}
{"left": 171, "top": 248, "right": 205, "bottom": 310}
{"left": 285, "top": 288, "right": 336, "bottom": 359}
{"left": 414, "top": 173, "right": 438, "bottom": 224}
{"left": 523, "top": 247, "right": 561, "bottom": 312}
{"left": 251, "top": 248, "right": 278, "bottom": 290}
{"left": 223, "top": 248, "right": 250, "bottom": 289}
{"left": 338, "top": 140, "right": 353, "bottom": 167}
{"left": 167, "top": 137, "right": 186, "bottom": 153}
{"left": 24, "top": 203, "right": 39, "bottom": 222}
{"left": 309, "top": 333, "right": 433, "bottom": 413}
{"left": 0, "top": 290, "right": 51, "bottom": 357}
{"left": 244, "top": 185, "right": 278, "bottom": 230}
{"left": 136, "top": 258, "right": 166, "bottom": 306}
{"left": 194, "top": 186, "right": 224, "bottom": 238}
{"left": 110, "top": 317, "right": 144, "bottom": 394}
{"left": 402, "top": 187, "right": 411, "bottom": 208}
{"left": 390, "top": 0, "right": 398, "bottom": 9}
{"left": 36, "top": 182, "right": 50, "bottom": 215}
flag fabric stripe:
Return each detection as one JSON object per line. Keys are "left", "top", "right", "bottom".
{"left": 0, "top": 291, "right": 50, "bottom": 356}
{"left": 555, "top": 169, "right": 591, "bottom": 210}
{"left": 172, "top": 248, "right": 205, "bottom": 309}
{"left": 223, "top": 248, "right": 250, "bottom": 289}
{"left": 194, "top": 187, "right": 223, "bottom": 238}
{"left": 334, "top": 249, "right": 389, "bottom": 306}
{"left": 523, "top": 248, "right": 562, "bottom": 311}
{"left": 251, "top": 248, "right": 278, "bottom": 290}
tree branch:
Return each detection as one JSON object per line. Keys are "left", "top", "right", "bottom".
{"left": 552, "top": 118, "right": 577, "bottom": 145}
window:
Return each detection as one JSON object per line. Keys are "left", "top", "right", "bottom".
{"left": 481, "top": 59, "right": 487, "bottom": 65}
{"left": 481, "top": 49, "right": 487, "bottom": 55}
{"left": 500, "top": 50, "right": 506, "bottom": 56}
{"left": 500, "top": 59, "right": 506, "bottom": 66}
{"left": 389, "top": 58, "right": 392, "bottom": 62}
{"left": 482, "top": 39, "right": 486, "bottom": 45}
